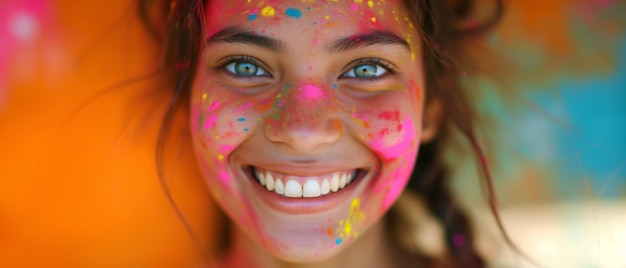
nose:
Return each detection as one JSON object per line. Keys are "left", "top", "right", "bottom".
{"left": 264, "top": 82, "right": 342, "bottom": 152}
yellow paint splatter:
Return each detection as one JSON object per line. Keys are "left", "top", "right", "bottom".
{"left": 371, "top": 17, "right": 376, "bottom": 22}
{"left": 261, "top": 6, "right": 275, "bottom": 17}
{"left": 335, "top": 198, "right": 366, "bottom": 242}
{"left": 325, "top": 15, "right": 330, "bottom": 20}
{"left": 354, "top": 0, "right": 363, "bottom": 3}
{"left": 404, "top": 34, "right": 416, "bottom": 60}
{"left": 217, "top": 154, "right": 224, "bottom": 160}
{"left": 202, "top": 93, "right": 208, "bottom": 101}
{"left": 367, "top": 0, "right": 374, "bottom": 8}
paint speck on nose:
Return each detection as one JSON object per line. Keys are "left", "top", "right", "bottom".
{"left": 237, "top": 117, "right": 246, "bottom": 122}
{"left": 300, "top": 84, "right": 324, "bottom": 99}
{"left": 248, "top": 14, "right": 257, "bottom": 21}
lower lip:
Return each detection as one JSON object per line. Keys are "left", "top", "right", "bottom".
{"left": 243, "top": 168, "right": 370, "bottom": 215}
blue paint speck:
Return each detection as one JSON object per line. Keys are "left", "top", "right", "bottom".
{"left": 285, "top": 8, "right": 302, "bottom": 19}
{"left": 333, "top": 83, "right": 337, "bottom": 88}
{"left": 307, "top": 7, "right": 311, "bottom": 11}
{"left": 335, "top": 238, "right": 342, "bottom": 245}
{"left": 244, "top": 128, "right": 249, "bottom": 132}
{"left": 248, "top": 14, "right": 257, "bottom": 21}
{"left": 237, "top": 118, "right": 246, "bottom": 122}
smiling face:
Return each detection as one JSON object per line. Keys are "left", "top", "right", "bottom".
{"left": 190, "top": 0, "right": 426, "bottom": 263}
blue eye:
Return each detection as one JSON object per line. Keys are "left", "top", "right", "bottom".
{"left": 341, "top": 62, "right": 389, "bottom": 79}
{"left": 223, "top": 59, "right": 270, "bottom": 77}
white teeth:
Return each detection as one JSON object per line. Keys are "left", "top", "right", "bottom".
{"left": 321, "top": 179, "right": 330, "bottom": 195}
{"left": 330, "top": 173, "right": 339, "bottom": 192}
{"left": 274, "top": 179, "right": 285, "bottom": 195}
{"left": 255, "top": 168, "right": 359, "bottom": 197}
{"left": 303, "top": 179, "right": 321, "bottom": 198}
{"left": 266, "top": 173, "right": 275, "bottom": 191}
{"left": 285, "top": 180, "right": 303, "bottom": 197}
{"left": 339, "top": 174, "right": 347, "bottom": 189}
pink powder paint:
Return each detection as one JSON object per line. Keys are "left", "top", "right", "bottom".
{"left": 370, "top": 116, "right": 416, "bottom": 160}
{"left": 219, "top": 170, "right": 231, "bottom": 184}
{"left": 382, "top": 168, "right": 406, "bottom": 211}
{"left": 208, "top": 100, "right": 220, "bottom": 112}
{"left": 300, "top": 84, "right": 324, "bottom": 100}
{"left": 236, "top": 101, "right": 253, "bottom": 111}
{"left": 203, "top": 115, "right": 218, "bottom": 129}
{"left": 220, "top": 144, "right": 236, "bottom": 152}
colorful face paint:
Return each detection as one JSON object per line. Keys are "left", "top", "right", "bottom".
{"left": 190, "top": 0, "right": 425, "bottom": 263}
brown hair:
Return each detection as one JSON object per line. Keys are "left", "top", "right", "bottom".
{"left": 140, "top": 0, "right": 511, "bottom": 266}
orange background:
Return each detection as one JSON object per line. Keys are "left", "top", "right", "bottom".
{"left": 0, "top": 1, "right": 215, "bottom": 267}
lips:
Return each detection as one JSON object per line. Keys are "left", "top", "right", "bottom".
{"left": 252, "top": 167, "right": 358, "bottom": 198}
{"left": 242, "top": 165, "right": 369, "bottom": 214}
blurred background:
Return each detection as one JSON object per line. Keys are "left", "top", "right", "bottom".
{"left": 0, "top": 0, "right": 624, "bottom": 267}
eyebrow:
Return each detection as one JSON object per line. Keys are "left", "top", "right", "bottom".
{"left": 207, "top": 27, "right": 286, "bottom": 53}
{"left": 327, "top": 31, "right": 410, "bottom": 53}
{"left": 206, "top": 28, "right": 409, "bottom": 54}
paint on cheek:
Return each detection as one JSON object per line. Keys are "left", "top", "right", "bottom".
{"left": 237, "top": 101, "right": 253, "bottom": 111}
{"left": 219, "top": 170, "right": 231, "bottom": 184}
{"left": 370, "top": 115, "right": 416, "bottom": 160}
{"left": 207, "top": 100, "right": 220, "bottom": 112}
{"left": 381, "top": 164, "right": 411, "bottom": 211}
{"left": 204, "top": 115, "right": 218, "bottom": 129}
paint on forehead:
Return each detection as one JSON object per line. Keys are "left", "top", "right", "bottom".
{"left": 261, "top": 6, "right": 276, "bottom": 17}
{"left": 285, "top": 7, "right": 302, "bottom": 19}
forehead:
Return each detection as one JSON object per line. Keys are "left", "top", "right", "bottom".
{"left": 205, "top": 0, "right": 413, "bottom": 37}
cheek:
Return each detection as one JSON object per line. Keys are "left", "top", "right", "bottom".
{"left": 348, "top": 98, "right": 422, "bottom": 212}
{"left": 193, "top": 91, "right": 262, "bottom": 150}
{"left": 350, "top": 106, "right": 421, "bottom": 161}
{"left": 190, "top": 86, "right": 271, "bottom": 187}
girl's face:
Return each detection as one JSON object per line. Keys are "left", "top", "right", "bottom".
{"left": 191, "top": 0, "right": 426, "bottom": 262}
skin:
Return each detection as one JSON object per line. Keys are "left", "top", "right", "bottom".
{"left": 190, "top": 0, "right": 437, "bottom": 266}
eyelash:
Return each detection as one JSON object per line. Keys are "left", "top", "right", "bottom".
{"left": 339, "top": 57, "right": 395, "bottom": 83}
{"left": 216, "top": 55, "right": 273, "bottom": 80}
{"left": 216, "top": 56, "right": 395, "bottom": 82}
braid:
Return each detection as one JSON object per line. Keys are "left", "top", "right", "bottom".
{"left": 410, "top": 138, "right": 485, "bottom": 267}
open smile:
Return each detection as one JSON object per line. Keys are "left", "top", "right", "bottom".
{"left": 251, "top": 167, "right": 362, "bottom": 198}
{"left": 241, "top": 165, "right": 372, "bottom": 214}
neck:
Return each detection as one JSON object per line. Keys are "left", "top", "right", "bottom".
{"left": 222, "top": 219, "right": 406, "bottom": 268}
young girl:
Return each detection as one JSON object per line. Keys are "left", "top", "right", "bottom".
{"left": 147, "top": 0, "right": 505, "bottom": 267}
